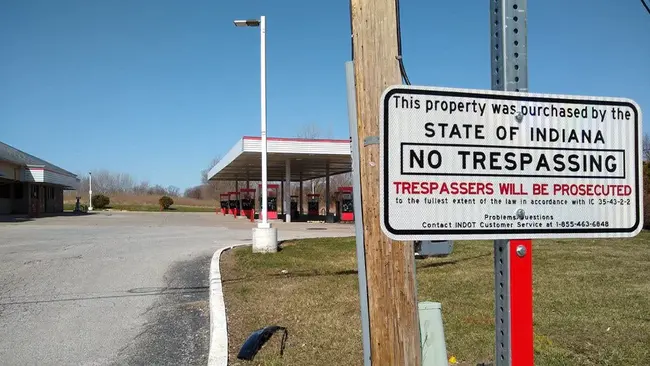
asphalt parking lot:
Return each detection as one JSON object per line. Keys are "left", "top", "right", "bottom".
{"left": 0, "top": 211, "right": 354, "bottom": 365}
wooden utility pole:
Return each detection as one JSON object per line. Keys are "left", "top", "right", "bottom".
{"left": 350, "top": 0, "right": 421, "bottom": 364}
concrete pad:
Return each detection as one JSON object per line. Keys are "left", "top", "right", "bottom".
{"left": 0, "top": 213, "right": 276, "bottom": 364}
{"left": 0, "top": 211, "right": 355, "bottom": 365}
{"left": 252, "top": 227, "right": 278, "bottom": 253}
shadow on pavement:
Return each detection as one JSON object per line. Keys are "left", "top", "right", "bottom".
{"left": 0, "top": 212, "right": 94, "bottom": 223}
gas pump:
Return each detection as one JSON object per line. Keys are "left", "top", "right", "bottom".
{"left": 239, "top": 188, "right": 256, "bottom": 221}
{"left": 219, "top": 193, "right": 229, "bottom": 215}
{"left": 228, "top": 191, "right": 240, "bottom": 217}
{"left": 290, "top": 195, "right": 299, "bottom": 220}
{"left": 336, "top": 186, "right": 354, "bottom": 222}
{"left": 307, "top": 194, "right": 320, "bottom": 217}
{"left": 227, "top": 192, "right": 234, "bottom": 215}
{"left": 258, "top": 184, "right": 279, "bottom": 220}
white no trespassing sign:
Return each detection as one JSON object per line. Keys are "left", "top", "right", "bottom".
{"left": 379, "top": 85, "right": 643, "bottom": 240}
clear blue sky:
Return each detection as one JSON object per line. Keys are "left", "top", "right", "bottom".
{"left": 1, "top": 0, "right": 648, "bottom": 190}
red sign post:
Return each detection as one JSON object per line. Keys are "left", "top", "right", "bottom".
{"left": 509, "top": 240, "right": 533, "bottom": 364}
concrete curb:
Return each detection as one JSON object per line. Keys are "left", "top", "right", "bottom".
{"left": 206, "top": 232, "right": 353, "bottom": 365}
{"left": 207, "top": 244, "right": 246, "bottom": 366}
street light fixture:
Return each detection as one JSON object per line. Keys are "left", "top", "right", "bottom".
{"left": 234, "top": 16, "right": 270, "bottom": 229}
{"left": 233, "top": 19, "right": 261, "bottom": 27}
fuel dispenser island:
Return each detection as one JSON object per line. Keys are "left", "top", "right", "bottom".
{"left": 307, "top": 193, "right": 320, "bottom": 217}
{"left": 228, "top": 191, "right": 240, "bottom": 217}
{"left": 258, "top": 184, "right": 279, "bottom": 220}
{"left": 290, "top": 195, "right": 299, "bottom": 220}
{"left": 219, "top": 193, "right": 229, "bottom": 215}
{"left": 239, "top": 188, "right": 256, "bottom": 221}
{"left": 335, "top": 186, "right": 354, "bottom": 222}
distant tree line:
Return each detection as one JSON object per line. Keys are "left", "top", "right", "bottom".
{"left": 75, "top": 170, "right": 180, "bottom": 197}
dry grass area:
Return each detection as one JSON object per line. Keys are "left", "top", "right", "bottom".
{"left": 64, "top": 193, "right": 214, "bottom": 207}
{"left": 221, "top": 238, "right": 363, "bottom": 366}
{"left": 63, "top": 193, "right": 215, "bottom": 212}
{"left": 221, "top": 232, "right": 650, "bottom": 365}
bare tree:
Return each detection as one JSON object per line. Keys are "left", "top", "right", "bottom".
{"left": 133, "top": 181, "right": 151, "bottom": 195}
{"left": 296, "top": 123, "right": 331, "bottom": 140}
{"left": 166, "top": 186, "right": 180, "bottom": 197}
{"left": 200, "top": 156, "right": 238, "bottom": 200}
{"left": 116, "top": 172, "right": 135, "bottom": 193}
{"left": 80, "top": 170, "right": 136, "bottom": 194}
{"left": 184, "top": 186, "right": 203, "bottom": 199}
{"left": 330, "top": 172, "right": 353, "bottom": 191}
{"left": 295, "top": 123, "right": 333, "bottom": 195}
{"left": 180, "top": 156, "right": 239, "bottom": 200}
{"left": 643, "top": 133, "right": 650, "bottom": 161}
{"left": 201, "top": 156, "right": 222, "bottom": 184}
{"left": 73, "top": 170, "right": 183, "bottom": 198}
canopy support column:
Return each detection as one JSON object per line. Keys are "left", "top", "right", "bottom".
{"left": 285, "top": 159, "right": 291, "bottom": 223}
{"left": 299, "top": 173, "right": 303, "bottom": 216}
{"left": 325, "top": 163, "right": 330, "bottom": 218}
{"left": 235, "top": 180, "right": 240, "bottom": 217}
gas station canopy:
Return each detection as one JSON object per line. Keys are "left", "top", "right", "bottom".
{"left": 208, "top": 136, "right": 352, "bottom": 182}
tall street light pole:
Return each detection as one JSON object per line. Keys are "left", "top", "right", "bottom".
{"left": 234, "top": 16, "right": 269, "bottom": 229}
{"left": 88, "top": 172, "right": 93, "bottom": 211}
